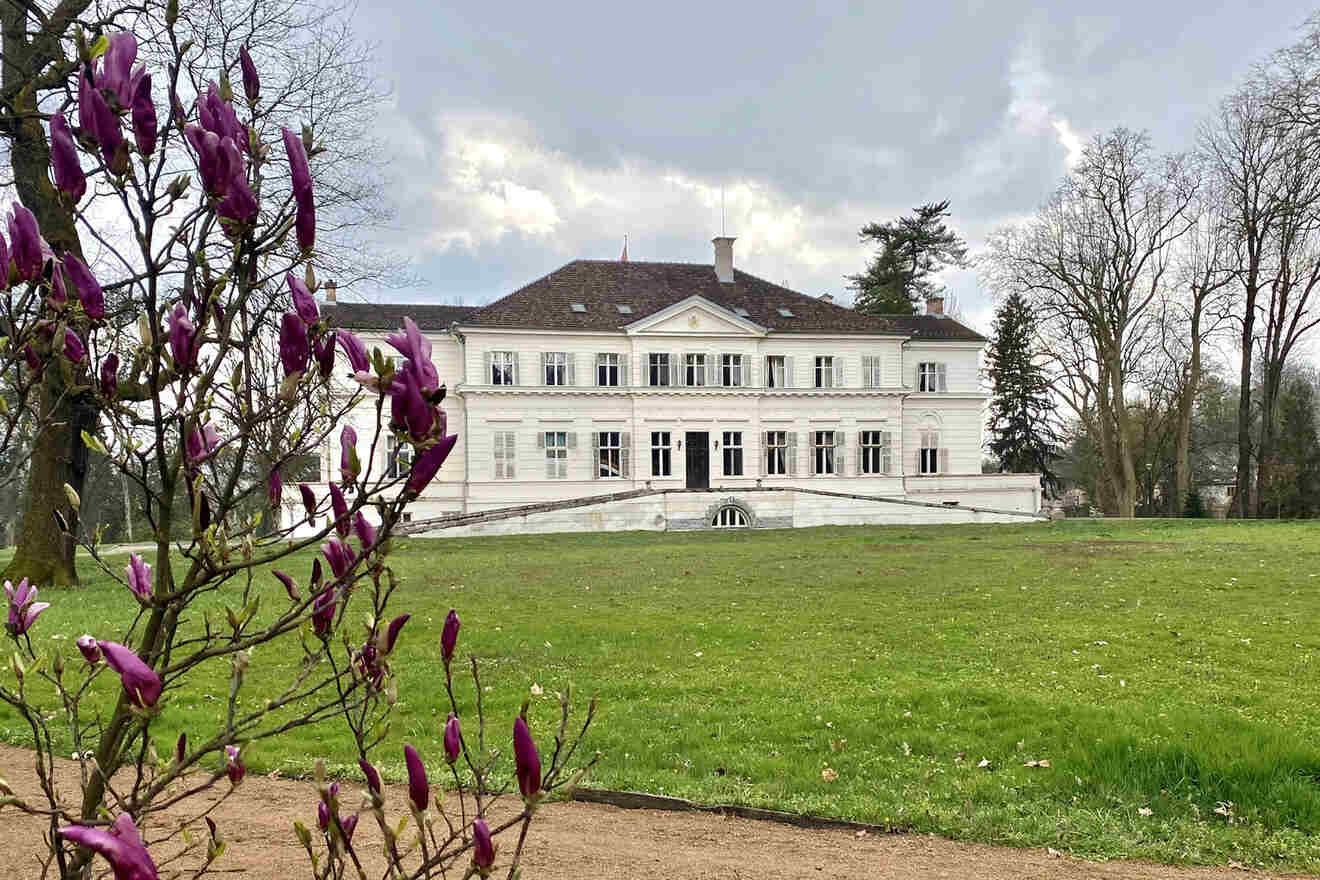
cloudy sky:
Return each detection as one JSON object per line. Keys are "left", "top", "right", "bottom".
{"left": 346, "top": 1, "right": 1316, "bottom": 333}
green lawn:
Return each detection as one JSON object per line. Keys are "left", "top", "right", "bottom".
{"left": 5, "top": 520, "right": 1320, "bottom": 869}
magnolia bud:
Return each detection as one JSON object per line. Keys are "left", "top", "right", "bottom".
{"left": 293, "top": 820, "right": 312, "bottom": 849}
{"left": 168, "top": 174, "right": 191, "bottom": 199}
{"left": 63, "top": 483, "right": 81, "bottom": 511}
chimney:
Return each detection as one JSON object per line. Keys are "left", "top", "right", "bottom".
{"left": 925, "top": 294, "right": 944, "bottom": 316}
{"left": 712, "top": 236, "right": 736, "bottom": 283}
{"left": 818, "top": 293, "right": 834, "bottom": 304}
{"left": 324, "top": 281, "right": 337, "bottom": 305}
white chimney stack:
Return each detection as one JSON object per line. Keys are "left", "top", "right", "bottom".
{"left": 712, "top": 236, "right": 736, "bottom": 283}
{"left": 925, "top": 294, "right": 945, "bottom": 316}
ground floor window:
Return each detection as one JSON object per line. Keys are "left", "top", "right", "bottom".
{"left": 595, "top": 431, "right": 630, "bottom": 478}
{"left": 764, "top": 430, "right": 790, "bottom": 475}
{"left": 651, "top": 431, "right": 672, "bottom": 477}
{"left": 722, "top": 431, "right": 743, "bottom": 476}
{"left": 859, "top": 430, "right": 892, "bottom": 475}
{"left": 543, "top": 431, "right": 568, "bottom": 479}
{"left": 919, "top": 430, "right": 942, "bottom": 474}
{"left": 493, "top": 431, "right": 516, "bottom": 479}
{"left": 812, "top": 430, "right": 839, "bottom": 475}
{"left": 387, "top": 436, "right": 414, "bottom": 479}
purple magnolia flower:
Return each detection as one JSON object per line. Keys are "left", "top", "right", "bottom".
{"left": 338, "top": 331, "right": 369, "bottom": 373}
{"left": 175, "top": 733, "right": 187, "bottom": 765}
{"left": 86, "top": 80, "right": 125, "bottom": 170}
{"left": 200, "top": 82, "right": 245, "bottom": 144}
{"left": 186, "top": 422, "right": 220, "bottom": 465}
{"left": 321, "top": 538, "right": 355, "bottom": 579}
{"left": 77, "top": 70, "right": 98, "bottom": 143}
{"left": 7, "top": 202, "right": 43, "bottom": 282}
{"left": 328, "top": 482, "right": 349, "bottom": 538}
{"left": 100, "top": 353, "right": 120, "bottom": 399}
{"left": 282, "top": 128, "right": 315, "bottom": 251}
{"left": 316, "top": 799, "right": 331, "bottom": 831}
{"left": 288, "top": 273, "right": 319, "bottom": 324}
{"left": 311, "top": 585, "right": 336, "bottom": 636}
{"left": 0, "top": 232, "right": 8, "bottom": 290}
{"left": 130, "top": 72, "right": 157, "bottom": 156}
{"left": 441, "top": 609, "right": 460, "bottom": 664}
{"left": 390, "top": 363, "right": 434, "bottom": 441}
{"left": 225, "top": 745, "right": 245, "bottom": 785}
{"left": 239, "top": 45, "right": 260, "bottom": 103}
{"left": 404, "top": 744, "right": 428, "bottom": 812}
{"left": 185, "top": 126, "right": 224, "bottom": 196}
{"left": 63, "top": 328, "right": 87, "bottom": 363}
{"left": 444, "top": 713, "right": 461, "bottom": 764}
{"left": 404, "top": 433, "right": 458, "bottom": 497}
{"left": 385, "top": 316, "right": 431, "bottom": 367}
{"left": 514, "top": 717, "right": 542, "bottom": 801}
{"left": 267, "top": 466, "right": 282, "bottom": 507}
{"left": 5, "top": 578, "right": 50, "bottom": 636}
{"left": 217, "top": 174, "right": 258, "bottom": 225}
{"left": 359, "top": 757, "right": 382, "bottom": 798}
{"left": 340, "top": 426, "right": 359, "bottom": 484}
{"left": 168, "top": 305, "right": 199, "bottom": 372}
{"left": 100, "top": 641, "right": 163, "bottom": 709}
{"left": 77, "top": 634, "right": 102, "bottom": 664}
{"left": 383, "top": 613, "right": 409, "bottom": 654}
{"left": 49, "top": 263, "right": 69, "bottom": 308}
{"left": 352, "top": 511, "right": 377, "bottom": 550}
{"left": 273, "top": 570, "right": 299, "bottom": 601}
{"left": 314, "top": 330, "right": 337, "bottom": 379}
{"left": 24, "top": 344, "right": 41, "bottom": 375}
{"left": 124, "top": 553, "right": 152, "bottom": 601}
{"left": 49, "top": 113, "right": 86, "bottom": 203}
{"left": 58, "top": 813, "right": 158, "bottom": 880}
{"left": 100, "top": 33, "right": 139, "bottom": 106}
{"left": 298, "top": 483, "right": 317, "bottom": 521}
{"left": 472, "top": 818, "right": 495, "bottom": 871}
{"left": 63, "top": 255, "right": 105, "bottom": 320}
{"left": 339, "top": 813, "right": 358, "bottom": 842}
{"left": 280, "top": 311, "right": 309, "bottom": 377}
{"left": 294, "top": 190, "right": 316, "bottom": 252}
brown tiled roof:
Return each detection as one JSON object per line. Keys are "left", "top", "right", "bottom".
{"left": 332, "top": 261, "right": 985, "bottom": 341}
{"left": 330, "top": 302, "right": 479, "bottom": 332}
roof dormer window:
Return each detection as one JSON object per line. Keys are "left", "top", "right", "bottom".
{"left": 570, "top": 302, "right": 587, "bottom": 313}
{"left": 733, "top": 307, "right": 750, "bottom": 317}
{"left": 777, "top": 307, "right": 794, "bottom": 317}
{"left": 615, "top": 304, "right": 633, "bottom": 314}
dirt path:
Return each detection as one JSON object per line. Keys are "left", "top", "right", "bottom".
{"left": 0, "top": 744, "right": 1311, "bottom": 879}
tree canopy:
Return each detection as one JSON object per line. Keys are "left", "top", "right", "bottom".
{"left": 848, "top": 200, "right": 968, "bottom": 315}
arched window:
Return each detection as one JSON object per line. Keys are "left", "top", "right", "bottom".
{"left": 712, "top": 505, "right": 749, "bottom": 528}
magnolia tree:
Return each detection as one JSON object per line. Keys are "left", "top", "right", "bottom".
{"left": 0, "top": 25, "right": 594, "bottom": 880}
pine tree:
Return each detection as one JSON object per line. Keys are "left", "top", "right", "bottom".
{"left": 1183, "top": 490, "right": 1206, "bottom": 518}
{"left": 986, "top": 291, "right": 1061, "bottom": 492}
{"left": 848, "top": 200, "right": 968, "bottom": 315}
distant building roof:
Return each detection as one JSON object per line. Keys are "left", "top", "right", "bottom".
{"left": 331, "top": 260, "right": 985, "bottom": 340}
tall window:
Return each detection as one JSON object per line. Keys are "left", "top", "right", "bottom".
{"left": 720, "top": 353, "right": 743, "bottom": 387}
{"left": 684, "top": 353, "right": 707, "bottom": 387}
{"left": 862, "top": 355, "right": 883, "bottom": 388}
{"left": 543, "top": 352, "right": 570, "bottom": 385}
{"left": 543, "top": 431, "right": 568, "bottom": 479}
{"left": 722, "top": 431, "right": 743, "bottom": 476}
{"left": 386, "top": 435, "right": 413, "bottom": 479}
{"left": 859, "top": 430, "right": 892, "bottom": 475}
{"left": 918, "top": 362, "right": 946, "bottom": 392}
{"left": 812, "top": 430, "right": 838, "bottom": 475}
{"left": 490, "top": 351, "right": 516, "bottom": 385}
{"left": 648, "top": 353, "right": 672, "bottom": 387}
{"left": 492, "top": 431, "right": 516, "bottom": 479}
{"left": 596, "top": 353, "right": 620, "bottom": 386}
{"left": 814, "top": 356, "right": 835, "bottom": 388}
{"left": 919, "top": 430, "right": 941, "bottom": 474}
{"left": 765, "top": 355, "right": 787, "bottom": 388}
{"left": 597, "top": 431, "right": 627, "bottom": 478}
{"left": 651, "top": 431, "right": 672, "bottom": 477}
{"left": 765, "top": 430, "right": 790, "bottom": 475}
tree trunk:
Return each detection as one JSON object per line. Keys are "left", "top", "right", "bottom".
{"left": 1174, "top": 310, "right": 1203, "bottom": 513}
{"left": 1234, "top": 307, "right": 1255, "bottom": 518}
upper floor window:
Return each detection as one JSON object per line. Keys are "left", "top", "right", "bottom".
{"left": 720, "top": 354, "right": 743, "bottom": 387}
{"left": 811, "top": 430, "right": 841, "bottom": 475}
{"left": 596, "top": 353, "right": 621, "bottom": 387}
{"left": 862, "top": 355, "right": 884, "bottom": 388}
{"left": 859, "top": 430, "right": 892, "bottom": 475}
{"left": 542, "top": 431, "right": 569, "bottom": 479}
{"left": 648, "top": 352, "right": 674, "bottom": 387}
{"left": 492, "top": 431, "right": 516, "bottom": 479}
{"left": 651, "top": 431, "right": 672, "bottom": 477}
{"left": 543, "top": 352, "right": 572, "bottom": 386}
{"left": 919, "top": 430, "right": 945, "bottom": 474}
{"left": 722, "top": 431, "right": 743, "bottom": 476}
{"left": 814, "top": 356, "right": 838, "bottom": 389}
{"left": 918, "top": 362, "right": 948, "bottom": 392}
{"left": 764, "top": 430, "right": 793, "bottom": 475}
{"left": 765, "top": 355, "right": 789, "bottom": 388}
{"left": 490, "top": 351, "right": 517, "bottom": 385}
{"left": 684, "top": 353, "right": 707, "bottom": 387}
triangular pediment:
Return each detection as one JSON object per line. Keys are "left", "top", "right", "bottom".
{"left": 624, "top": 296, "right": 766, "bottom": 337}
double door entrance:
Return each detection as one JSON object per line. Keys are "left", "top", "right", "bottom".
{"left": 684, "top": 431, "right": 709, "bottom": 489}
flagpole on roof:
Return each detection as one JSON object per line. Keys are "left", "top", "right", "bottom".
{"left": 621, "top": 233, "right": 628, "bottom": 262}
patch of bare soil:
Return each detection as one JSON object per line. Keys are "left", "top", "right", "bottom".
{"left": 1, "top": 744, "right": 1312, "bottom": 879}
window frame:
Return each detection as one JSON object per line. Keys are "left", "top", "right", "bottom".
{"left": 648, "top": 352, "right": 672, "bottom": 387}
{"left": 814, "top": 355, "right": 835, "bottom": 389}
{"left": 491, "top": 351, "right": 517, "bottom": 386}
{"left": 683, "top": 353, "right": 707, "bottom": 387}
{"left": 492, "top": 431, "right": 516, "bottom": 479}
{"left": 544, "top": 431, "right": 568, "bottom": 479}
{"left": 812, "top": 430, "right": 837, "bottom": 475}
{"left": 598, "top": 431, "right": 623, "bottom": 478}
{"left": 918, "top": 361, "right": 947, "bottom": 392}
{"left": 386, "top": 435, "right": 414, "bottom": 479}
{"left": 596, "top": 352, "right": 621, "bottom": 387}
{"left": 919, "top": 429, "right": 940, "bottom": 474}
{"left": 859, "top": 430, "right": 892, "bottom": 475}
{"left": 722, "top": 430, "right": 744, "bottom": 476}
{"left": 766, "top": 355, "right": 786, "bottom": 389}
{"left": 651, "top": 431, "right": 672, "bottom": 477}
{"left": 543, "top": 351, "right": 569, "bottom": 386}
{"left": 720, "top": 353, "right": 744, "bottom": 387}
{"left": 765, "top": 430, "right": 789, "bottom": 475}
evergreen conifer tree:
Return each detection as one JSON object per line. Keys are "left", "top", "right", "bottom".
{"left": 986, "top": 291, "right": 1061, "bottom": 491}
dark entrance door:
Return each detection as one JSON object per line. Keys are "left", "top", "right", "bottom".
{"left": 685, "top": 431, "right": 710, "bottom": 489}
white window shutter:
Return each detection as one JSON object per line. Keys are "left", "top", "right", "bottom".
{"left": 505, "top": 433, "right": 516, "bottom": 479}
{"left": 536, "top": 431, "right": 545, "bottom": 449}
{"left": 567, "top": 432, "right": 577, "bottom": 449}
{"left": 758, "top": 432, "right": 767, "bottom": 477}
{"left": 856, "top": 432, "right": 864, "bottom": 474}
{"left": 669, "top": 355, "right": 679, "bottom": 387}
{"left": 939, "top": 448, "right": 950, "bottom": 474}
{"left": 485, "top": 351, "right": 493, "bottom": 383}
{"left": 832, "top": 357, "right": 843, "bottom": 388}
{"left": 787, "top": 433, "right": 798, "bottom": 476}
{"left": 619, "top": 359, "right": 629, "bottom": 387}
{"left": 540, "top": 352, "right": 548, "bottom": 384}
{"left": 861, "top": 356, "right": 873, "bottom": 388}
{"left": 883, "top": 431, "right": 892, "bottom": 474}
{"left": 937, "top": 362, "right": 948, "bottom": 392}
{"left": 834, "top": 432, "right": 845, "bottom": 475}
{"left": 784, "top": 356, "right": 794, "bottom": 388}
{"left": 749, "top": 356, "right": 759, "bottom": 388}
{"left": 594, "top": 354, "right": 602, "bottom": 386}
{"left": 567, "top": 355, "right": 576, "bottom": 386}
{"left": 707, "top": 352, "right": 718, "bottom": 386}
{"left": 493, "top": 433, "right": 504, "bottom": 479}
{"left": 621, "top": 431, "right": 631, "bottom": 478}
{"left": 917, "top": 450, "right": 923, "bottom": 474}
{"left": 512, "top": 353, "right": 521, "bottom": 385}
{"left": 590, "top": 432, "right": 600, "bottom": 479}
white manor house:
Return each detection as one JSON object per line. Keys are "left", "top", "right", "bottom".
{"left": 305, "top": 238, "right": 1042, "bottom": 535}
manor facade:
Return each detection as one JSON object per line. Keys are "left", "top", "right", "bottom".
{"left": 307, "top": 238, "right": 1041, "bottom": 533}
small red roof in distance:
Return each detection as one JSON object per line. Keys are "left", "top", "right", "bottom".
{"left": 331, "top": 260, "right": 985, "bottom": 340}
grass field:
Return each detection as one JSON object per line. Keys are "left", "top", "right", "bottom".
{"left": 4, "top": 520, "right": 1320, "bottom": 869}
